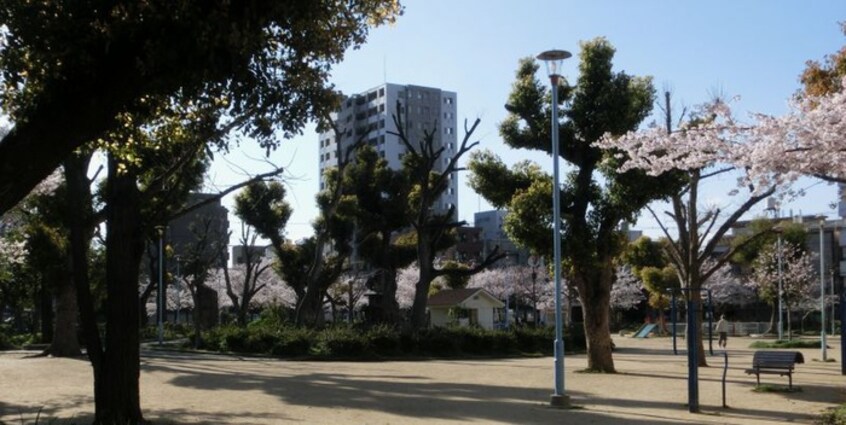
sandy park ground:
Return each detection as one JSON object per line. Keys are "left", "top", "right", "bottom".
{"left": 0, "top": 335, "right": 844, "bottom": 424}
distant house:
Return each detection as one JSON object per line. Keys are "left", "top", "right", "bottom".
{"left": 427, "top": 288, "right": 505, "bottom": 330}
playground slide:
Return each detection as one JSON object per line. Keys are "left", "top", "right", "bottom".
{"left": 634, "top": 323, "right": 658, "bottom": 338}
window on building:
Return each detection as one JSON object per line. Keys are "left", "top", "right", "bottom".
{"left": 379, "top": 151, "right": 385, "bottom": 158}
{"left": 379, "top": 104, "right": 385, "bottom": 112}
{"left": 379, "top": 135, "right": 385, "bottom": 144}
{"left": 444, "top": 97, "right": 453, "bottom": 105}
{"left": 379, "top": 119, "right": 385, "bottom": 129}
{"left": 379, "top": 88, "right": 385, "bottom": 97}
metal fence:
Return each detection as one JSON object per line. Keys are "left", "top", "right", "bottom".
{"left": 668, "top": 322, "right": 770, "bottom": 337}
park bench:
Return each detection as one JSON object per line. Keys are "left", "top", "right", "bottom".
{"left": 744, "top": 350, "right": 804, "bottom": 389}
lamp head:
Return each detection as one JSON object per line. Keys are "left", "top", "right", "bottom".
{"left": 537, "top": 49, "right": 572, "bottom": 78}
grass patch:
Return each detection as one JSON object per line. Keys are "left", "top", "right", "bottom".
{"left": 749, "top": 339, "right": 820, "bottom": 349}
{"left": 818, "top": 403, "right": 846, "bottom": 425}
{"left": 752, "top": 384, "right": 802, "bottom": 393}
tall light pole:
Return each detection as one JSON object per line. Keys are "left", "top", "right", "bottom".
{"left": 155, "top": 225, "right": 165, "bottom": 346}
{"left": 820, "top": 218, "right": 827, "bottom": 360}
{"left": 537, "top": 48, "right": 571, "bottom": 408}
{"left": 776, "top": 228, "right": 784, "bottom": 341}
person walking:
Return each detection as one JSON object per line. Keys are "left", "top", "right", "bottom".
{"left": 715, "top": 314, "right": 729, "bottom": 348}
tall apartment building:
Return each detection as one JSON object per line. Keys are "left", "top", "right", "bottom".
{"left": 318, "top": 83, "right": 459, "bottom": 217}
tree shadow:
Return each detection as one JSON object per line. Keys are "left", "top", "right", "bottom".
{"left": 0, "top": 396, "right": 93, "bottom": 425}
{"left": 140, "top": 356, "right": 682, "bottom": 424}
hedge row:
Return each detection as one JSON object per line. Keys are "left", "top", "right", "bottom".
{"left": 199, "top": 323, "right": 586, "bottom": 359}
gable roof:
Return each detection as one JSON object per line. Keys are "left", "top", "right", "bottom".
{"left": 427, "top": 288, "right": 504, "bottom": 308}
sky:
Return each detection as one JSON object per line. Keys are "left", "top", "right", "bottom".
{"left": 208, "top": 1, "right": 846, "bottom": 244}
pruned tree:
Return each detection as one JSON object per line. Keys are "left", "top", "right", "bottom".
{"left": 469, "top": 39, "right": 681, "bottom": 372}
{"left": 392, "top": 106, "right": 506, "bottom": 331}
{"left": 341, "top": 145, "right": 415, "bottom": 324}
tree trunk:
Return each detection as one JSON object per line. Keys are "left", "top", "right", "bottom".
{"left": 95, "top": 159, "right": 145, "bottom": 424}
{"left": 689, "top": 289, "right": 708, "bottom": 367}
{"left": 576, "top": 272, "right": 615, "bottom": 372}
{"left": 410, "top": 238, "right": 435, "bottom": 331}
{"left": 787, "top": 306, "right": 793, "bottom": 340}
{"left": 764, "top": 304, "right": 776, "bottom": 335}
{"left": 38, "top": 283, "right": 54, "bottom": 343}
{"left": 48, "top": 274, "right": 81, "bottom": 357}
{"left": 64, "top": 154, "right": 107, "bottom": 418}
{"left": 377, "top": 268, "right": 400, "bottom": 325}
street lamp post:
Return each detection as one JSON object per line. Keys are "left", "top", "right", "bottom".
{"left": 155, "top": 225, "right": 166, "bottom": 346}
{"left": 537, "top": 48, "right": 571, "bottom": 409}
{"left": 776, "top": 228, "right": 784, "bottom": 341}
{"left": 820, "top": 219, "right": 827, "bottom": 360}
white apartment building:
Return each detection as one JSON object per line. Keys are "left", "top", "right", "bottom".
{"left": 318, "top": 83, "right": 459, "bottom": 217}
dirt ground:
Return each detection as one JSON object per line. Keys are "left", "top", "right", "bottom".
{"left": 0, "top": 335, "right": 844, "bottom": 424}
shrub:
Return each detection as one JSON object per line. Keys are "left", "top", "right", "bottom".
{"left": 0, "top": 326, "right": 13, "bottom": 350}
{"left": 417, "top": 327, "right": 460, "bottom": 356}
{"left": 314, "top": 325, "right": 368, "bottom": 357}
{"left": 819, "top": 403, "right": 846, "bottom": 425}
{"left": 271, "top": 327, "right": 313, "bottom": 357}
{"left": 366, "top": 324, "right": 401, "bottom": 355}
{"left": 200, "top": 322, "right": 586, "bottom": 359}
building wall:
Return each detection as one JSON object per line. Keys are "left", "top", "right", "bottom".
{"left": 474, "top": 209, "right": 529, "bottom": 265}
{"left": 166, "top": 193, "right": 229, "bottom": 269}
{"left": 460, "top": 296, "right": 498, "bottom": 330}
{"left": 318, "top": 83, "right": 458, "bottom": 218}
{"left": 429, "top": 307, "right": 451, "bottom": 328}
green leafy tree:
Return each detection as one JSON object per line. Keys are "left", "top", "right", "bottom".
{"left": 0, "top": 2, "right": 402, "bottom": 419}
{"left": 232, "top": 181, "right": 293, "bottom": 326}
{"left": 341, "top": 145, "right": 415, "bottom": 324}
{"left": 468, "top": 39, "right": 681, "bottom": 372}
{"left": 0, "top": 0, "right": 402, "bottom": 215}
{"left": 622, "top": 236, "right": 678, "bottom": 333}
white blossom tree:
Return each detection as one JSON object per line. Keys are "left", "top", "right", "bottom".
{"left": 750, "top": 242, "right": 816, "bottom": 338}
{"left": 610, "top": 266, "right": 645, "bottom": 311}
{"left": 702, "top": 263, "right": 757, "bottom": 310}
{"left": 596, "top": 93, "right": 781, "bottom": 365}
{"left": 396, "top": 264, "right": 418, "bottom": 310}
{"left": 326, "top": 271, "right": 369, "bottom": 322}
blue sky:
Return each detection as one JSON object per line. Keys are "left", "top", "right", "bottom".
{"left": 209, "top": 1, "right": 846, "bottom": 242}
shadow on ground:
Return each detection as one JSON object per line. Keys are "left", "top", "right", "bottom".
{"left": 140, "top": 349, "right": 809, "bottom": 424}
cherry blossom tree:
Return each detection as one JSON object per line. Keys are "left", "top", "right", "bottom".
{"left": 610, "top": 266, "right": 645, "bottom": 311}
{"left": 702, "top": 263, "right": 756, "bottom": 310}
{"left": 326, "top": 271, "right": 369, "bottom": 322}
{"left": 396, "top": 264, "right": 419, "bottom": 310}
{"left": 750, "top": 241, "right": 816, "bottom": 338}
{"left": 596, "top": 92, "right": 779, "bottom": 366}
{"left": 467, "top": 267, "right": 512, "bottom": 300}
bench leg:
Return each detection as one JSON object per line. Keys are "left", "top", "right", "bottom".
{"left": 756, "top": 373, "right": 760, "bottom": 386}
{"left": 788, "top": 374, "right": 792, "bottom": 390}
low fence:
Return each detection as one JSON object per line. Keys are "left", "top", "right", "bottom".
{"left": 667, "top": 322, "right": 770, "bottom": 337}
